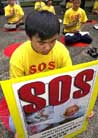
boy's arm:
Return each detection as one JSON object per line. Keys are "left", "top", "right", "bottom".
{"left": 18, "top": 6, "right": 24, "bottom": 17}
{"left": 63, "top": 11, "right": 79, "bottom": 31}
{"left": 4, "top": 7, "right": 15, "bottom": 19}
{"left": 61, "top": 46, "right": 72, "bottom": 67}
{"left": 63, "top": 54, "right": 72, "bottom": 67}
{"left": 64, "top": 21, "right": 78, "bottom": 29}
{"left": 79, "top": 9, "right": 88, "bottom": 30}
{"left": 15, "top": 6, "right": 24, "bottom": 23}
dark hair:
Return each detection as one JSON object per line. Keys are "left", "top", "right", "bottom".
{"left": 25, "top": 10, "right": 60, "bottom": 40}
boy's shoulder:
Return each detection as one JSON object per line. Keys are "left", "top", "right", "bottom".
{"left": 11, "top": 40, "right": 30, "bottom": 54}
{"left": 65, "top": 8, "right": 73, "bottom": 14}
{"left": 4, "top": 4, "right": 10, "bottom": 9}
{"left": 54, "top": 40, "right": 67, "bottom": 50}
{"left": 53, "top": 40, "right": 70, "bottom": 57}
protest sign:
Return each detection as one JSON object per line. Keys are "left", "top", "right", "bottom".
{"left": 1, "top": 60, "right": 98, "bottom": 138}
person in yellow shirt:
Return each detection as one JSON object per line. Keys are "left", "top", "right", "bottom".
{"left": 10, "top": 11, "right": 72, "bottom": 78}
{"left": 4, "top": 0, "right": 24, "bottom": 29}
{"left": 66, "top": 0, "right": 73, "bottom": 10}
{"left": 43, "top": 0, "right": 63, "bottom": 23}
{"left": 92, "top": 0, "right": 98, "bottom": 14}
{"left": 44, "top": 0, "right": 56, "bottom": 14}
{"left": 34, "top": 0, "right": 46, "bottom": 11}
{"left": 8, "top": 10, "right": 72, "bottom": 137}
{"left": 63, "top": 0, "right": 92, "bottom": 45}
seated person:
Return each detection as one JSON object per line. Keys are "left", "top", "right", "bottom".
{"left": 6, "top": 10, "right": 72, "bottom": 137}
{"left": 34, "top": 0, "right": 46, "bottom": 12}
{"left": 63, "top": 0, "right": 92, "bottom": 45}
{"left": 43, "top": 0, "right": 62, "bottom": 23}
{"left": 43, "top": 0, "right": 56, "bottom": 14}
{"left": 4, "top": 0, "right": 24, "bottom": 30}
{"left": 66, "top": 0, "right": 73, "bottom": 10}
{"left": 92, "top": 0, "right": 98, "bottom": 14}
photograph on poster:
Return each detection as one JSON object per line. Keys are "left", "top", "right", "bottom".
{"left": 24, "top": 102, "right": 86, "bottom": 135}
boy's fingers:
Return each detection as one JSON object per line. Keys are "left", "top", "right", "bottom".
{"left": 88, "top": 111, "right": 94, "bottom": 119}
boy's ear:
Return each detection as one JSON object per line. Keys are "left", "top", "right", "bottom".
{"left": 29, "top": 37, "right": 32, "bottom": 41}
{"left": 27, "top": 36, "right": 32, "bottom": 41}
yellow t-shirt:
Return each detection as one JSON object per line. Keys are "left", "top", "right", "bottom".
{"left": 63, "top": 8, "right": 88, "bottom": 33}
{"left": 34, "top": 1, "right": 46, "bottom": 11}
{"left": 4, "top": 4, "right": 24, "bottom": 23}
{"left": 43, "top": 5, "right": 56, "bottom": 14}
{"left": 93, "top": 1, "right": 98, "bottom": 9}
{"left": 10, "top": 40, "right": 72, "bottom": 78}
{"left": 66, "top": 2, "right": 73, "bottom": 9}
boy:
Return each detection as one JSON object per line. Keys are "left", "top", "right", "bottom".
{"left": 4, "top": 0, "right": 24, "bottom": 30}
{"left": 9, "top": 10, "right": 72, "bottom": 137}
{"left": 63, "top": 0, "right": 92, "bottom": 45}
{"left": 10, "top": 10, "right": 72, "bottom": 78}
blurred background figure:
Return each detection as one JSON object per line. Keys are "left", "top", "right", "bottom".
{"left": 34, "top": 0, "right": 46, "bottom": 11}
{"left": 63, "top": 0, "right": 92, "bottom": 45}
{"left": 92, "top": 0, "right": 98, "bottom": 14}
{"left": 44, "top": 0, "right": 56, "bottom": 14}
{"left": 66, "top": 0, "right": 73, "bottom": 10}
{"left": 43, "top": 0, "right": 62, "bottom": 23}
{"left": 4, "top": 0, "right": 24, "bottom": 30}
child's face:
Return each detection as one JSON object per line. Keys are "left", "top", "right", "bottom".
{"left": 9, "top": 0, "right": 15, "bottom": 5}
{"left": 64, "top": 105, "right": 79, "bottom": 116}
{"left": 47, "top": 0, "right": 52, "bottom": 5}
{"left": 31, "top": 34, "right": 58, "bottom": 55}
{"left": 73, "top": 0, "right": 81, "bottom": 10}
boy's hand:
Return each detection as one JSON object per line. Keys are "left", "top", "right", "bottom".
{"left": 88, "top": 111, "right": 94, "bottom": 119}
{"left": 69, "top": 20, "right": 78, "bottom": 27}
{"left": 10, "top": 9, "right": 15, "bottom": 16}
{"left": 72, "top": 20, "right": 78, "bottom": 26}
{"left": 75, "top": 14, "right": 80, "bottom": 21}
{"left": 71, "top": 14, "right": 80, "bottom": 27}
